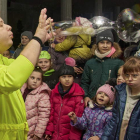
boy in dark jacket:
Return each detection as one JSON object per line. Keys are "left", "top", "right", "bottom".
{"left": 101, "top": 56, "right": 140, "bottom": 140}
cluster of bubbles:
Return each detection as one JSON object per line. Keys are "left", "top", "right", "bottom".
{"left": 53, "top": 8, "right": 140, "bottom": 43}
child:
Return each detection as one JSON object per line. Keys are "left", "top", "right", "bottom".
{"left": 13, "top": 31, "right": 33, "bottom": 58}
{"left": 37, "top": 51, "right": 59, "bottom": 89}
{"left": 117, "top": 66, "right": 125, "bottom": 85}
{"left": 81, "top": 29, "right": 124, "bottom": 107}
{"left": 45, "top": 64, "right": 85, "bottom": 140}
{"left": 21, "top": 66, "right": 51, "bottom": 140}
{"left": 68, "top": 79, "right": 116, "bottom": 140}
{"left": 65, "top": 57, "right": 83, "bottom": 85}
{"left": 101, "top": 56, "right": 140, "bottom": 140}
{"left": 3, "top": 49, "right": 11, "bottom": 58}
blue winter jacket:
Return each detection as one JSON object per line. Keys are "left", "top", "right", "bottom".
{"left": 101, "top": 83, "right": 140, "bottom": 140}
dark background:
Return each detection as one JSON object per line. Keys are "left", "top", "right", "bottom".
{"left": 7, "top": 0, "right": 140, "bottom": 48}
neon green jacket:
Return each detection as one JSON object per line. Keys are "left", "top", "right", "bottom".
{"left": 0, "top": 54, "right": 34, "bottom": 140}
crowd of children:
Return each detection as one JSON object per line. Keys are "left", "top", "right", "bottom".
{"left": 1, "top": 13, "right": 140, "bottom": 139}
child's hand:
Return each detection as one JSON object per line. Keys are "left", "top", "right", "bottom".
{"left": 88, "top": 136, "right": 100, "bottom": 140}
{"left": 45, "top": 134, "right": 52, "bottom": 140}
{"left": 68, "top": 112, "right": 77, "bottom": 124}
{"left": 73, "top": 66, "right": 80, "bottom": 73}
{"left": 84, "top": 97, "right": 92, "bottom": 107}
{"left": 30, "top": 134, "right": 40, "bottom": 140}
{"left": 77, "top": 67, "right": 84, "bottom": 74}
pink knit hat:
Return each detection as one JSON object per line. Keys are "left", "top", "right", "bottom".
{"left": 65, "top": 57, "right": 76, "bottom": 67}
{"left": 96, "top": 84, "right": 116, "bottom": 103}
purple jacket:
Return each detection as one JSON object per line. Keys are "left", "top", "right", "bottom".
{"left": 71, "top": 103, "right": 112, "bottom": 140}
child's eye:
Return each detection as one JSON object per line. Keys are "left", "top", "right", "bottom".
{"left": 133, "top": 74, "right": 138, "bottom": 77}
{"left": 37, "top": 78, "right": 41, "bottom": 81}
{"left": 105, "top": 94, "right": 109, "bottom": 97}
{"left": 117, "top": 74, "right": 120, "bottom": 77}
{"left": 125, "top": 74, "right": 129, "bottom": 77}
{"left": 31, "top": 77, "right": 34, "bottom": 79}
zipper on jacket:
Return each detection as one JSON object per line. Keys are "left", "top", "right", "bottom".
{"left": 56, "top": 102, "right": 63, "bottom": 140}
{"left": 108, "top": 70, "right": 111, "bottom": 80}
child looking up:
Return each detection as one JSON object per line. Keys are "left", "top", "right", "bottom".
{"left": 45, "top": 64, "right": 85, "bottom": 140}
{"left": 101, "top": 56, "right": 140, "bottom": 140}
{"left": 68, "top": 79, "right": 116, "bottom": 140}
{"left": 21, "top": 67, "right": 51, "bottom": 140}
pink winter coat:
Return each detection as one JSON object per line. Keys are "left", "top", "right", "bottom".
{"left": 45, "top": 82, "right": 85, "bottom": 140}
{"left": 21, "top": 82, "right": 51, "bottom": 140}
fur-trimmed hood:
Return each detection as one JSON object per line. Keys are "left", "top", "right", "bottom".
{"left": 91, "top": 42, "right": 122, "bottom": 58}
{"left": 88, "top": 101, "right": 113, "bottom": 111}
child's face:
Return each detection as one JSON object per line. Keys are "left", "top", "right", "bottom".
{"left": 3, "top": 50, "right": 11, "bottom": 58}
{"left": 117, "top": 67, "right": 125, "bottom": 85}
{"left": 59, "top": 75, "right": 74, "bottom": 90}
{"left": 27, "top": 71, "right": 42, "bottom": 89}
{"left": 37, "top": 58, "right": 51, "bottom": 72}
{"left": 124, "top": 71, "right": 140, "bottom": 89}
{"left": 55, "top": 36, "right": 65, "bottom": 43}
{"left": 96, "top": 92, "right": 110, "bottom": 106}
{"left": 98, "top": 40, "right": 112, "bottom": 54}
{"left": 21, "top": 36, "right": 30, "bottom": 46}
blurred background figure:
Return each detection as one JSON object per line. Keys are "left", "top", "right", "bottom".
{"left": 3, "top": 49, "right": 11, "bottom": 59}
{"left": 13, "top": 31, "right": 33, "bottom": 58}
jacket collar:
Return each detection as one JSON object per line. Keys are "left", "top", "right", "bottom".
{"left": 53, "top": 82, "right": 85, "bottom": 97}
{"left": 88, "top": 101, "right": 113, "bottom": 111}
{"left": 21, "top": 82, "right": 51, "bottom": 95}
{"left": 91, "top": 42, "right": 122, "bottom": 58}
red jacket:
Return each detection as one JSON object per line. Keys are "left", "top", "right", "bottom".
{"left": 45, "top": 82, "right": 85, "bottom": 140}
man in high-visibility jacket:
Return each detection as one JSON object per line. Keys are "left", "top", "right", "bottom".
{"left": 0, "top": 8, "right": 54, "bottom": 140}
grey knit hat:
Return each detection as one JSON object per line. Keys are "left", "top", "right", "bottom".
{"left": 21, "top": 31, "right": 33, "bottom": 40}
{"left": 96, "top": 29, "right": 114, "bottom": 44}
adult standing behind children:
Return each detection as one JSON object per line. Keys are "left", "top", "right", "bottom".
{"left": 81, "top": 29, "right": 124, "bottom": 107}
{"left": 0, "top": 8, "right": 54, "bottom": 140}
{"left": 13, "top": 31, "right": 33, "bottom": 58}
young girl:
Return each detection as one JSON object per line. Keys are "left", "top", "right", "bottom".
{"left": 81, "top": 29, "right": 124, "bottom": 106}
{"left": 101, "top": 56, "right": 140, "bottom": 140}
{"left": 68, "top": 79, "right": 116, "bottom": 140}
{"left": 117, "top": 66, "right": 125, "bottom": 85}
{"left": 45, "top": 64, "right": 85, "bottom": 140}
{"left": 37, "top": 50, "right": 59, "bottom": 89}
{"left": 21, "top": 66, "right": 51, "bottom": 140}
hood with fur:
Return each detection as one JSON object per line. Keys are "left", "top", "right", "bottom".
{"left": 91, "top": 42, "right": 122, "bottom": 58}
{"left": 88, "top": 101, "right": 112, "bottom": 111}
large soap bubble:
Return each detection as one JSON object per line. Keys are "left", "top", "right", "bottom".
{"left": 53, "top": 16, "right": 114, "bottom": 37}
{"left": 115, "top": 8, "right": 140, "bottom": 42}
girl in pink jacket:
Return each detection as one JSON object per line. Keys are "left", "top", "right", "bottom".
{"left": 21, "top": 66, "right": 51, "bottom": 140}
{"left": 45, "top": 64, "right": 85, "bottom": 140}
